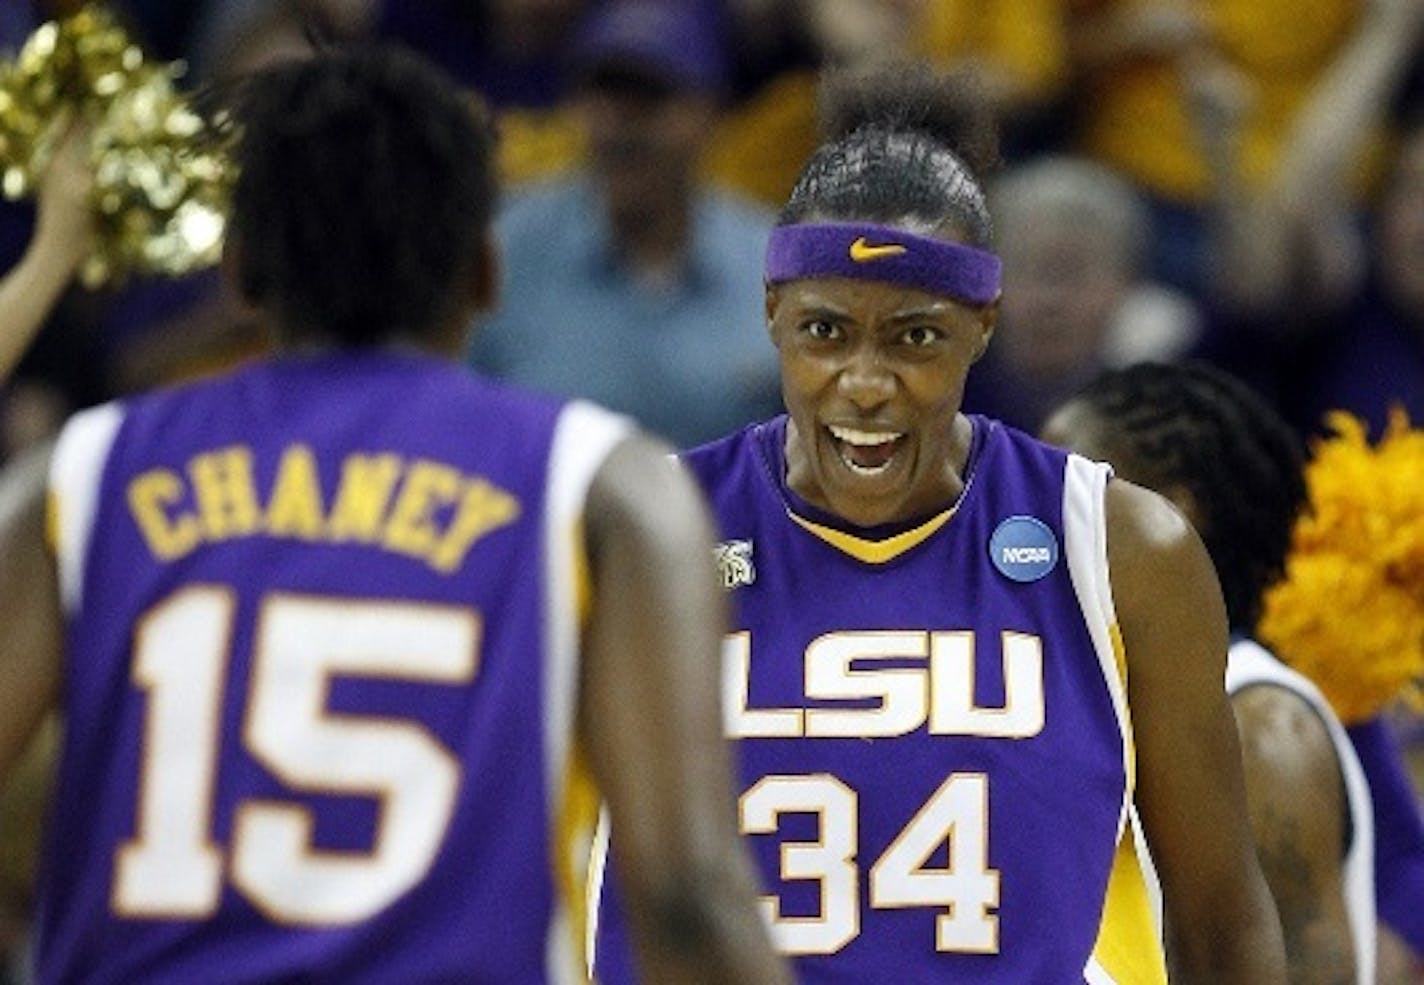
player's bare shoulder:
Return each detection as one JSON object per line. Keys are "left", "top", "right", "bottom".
{"left": 1102, "top": 473, "right": 1230, "bottom": 679}
{"left": 1102, "top": 475, "right": 1198, "bottom": 569}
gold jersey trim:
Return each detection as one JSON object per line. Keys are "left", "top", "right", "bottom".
{"left": 787, "top": 507, "right": 955, "bottom": 564}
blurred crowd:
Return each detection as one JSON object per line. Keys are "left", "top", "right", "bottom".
{"left": 1, "top": 0, "right": 1423, "bottom": 975}
{"left": 4, "top": 0, "right": 1422, "bottom": 448}
{"left": 1, "top": 0, "right": 1420, "bottom": 441}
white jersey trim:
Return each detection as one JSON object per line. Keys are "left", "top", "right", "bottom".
{"left": 1084, "top": 960, "right": 1118, "bottom": 985}
{"left": 1064, "top": 455, "right": 1166, "bottom": 976}
{"left": 48, "top": 401, "right": 125, "bottom": 615}
{"left": 543, "top": 400, "right": 634, "bottom": 985}
{"left": 1062, "top": 455, "right": 1131, "bottom": 798}
{"left": 1227, "top": 637, "right": 1376, "bottom": 985}
{"left": 586, "top": 806, "right": 612, "bottom": 981}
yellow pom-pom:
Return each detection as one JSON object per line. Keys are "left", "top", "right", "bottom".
{"left": 1260, "top": 409, "right": 1424, "bottom": 723}
{"left": 0, "top": 4, "right": 232, "bottom": 286}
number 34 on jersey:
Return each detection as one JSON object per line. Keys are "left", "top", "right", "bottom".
{"left": 721, "top": 630, "right": 1052, "bottom": 957}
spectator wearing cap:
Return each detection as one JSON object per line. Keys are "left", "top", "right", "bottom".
{"left": 467, "top": 0, "right": 782, "bottom": 448}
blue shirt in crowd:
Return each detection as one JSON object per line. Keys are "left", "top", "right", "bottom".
{"left": 468, "top": 177, "right": 783, "bottom": 449}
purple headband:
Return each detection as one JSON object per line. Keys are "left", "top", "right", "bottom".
{"left": 765, "top": 222, "right": 1002, "bottom": 306}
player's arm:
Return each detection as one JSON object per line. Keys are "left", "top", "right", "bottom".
{"left": 578, "top": 435, "right": 791, "bottom": 985}
{"left": 1232, "top": 684, "right": 1357, "bottom": 983}
{"left": 1107, "top": 477, "right": 1288, "bottom": 984}
{"left": 0, "top": 441, "right": 64, "bottom": 780}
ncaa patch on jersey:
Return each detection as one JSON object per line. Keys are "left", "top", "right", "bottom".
{"left": 989, "top": 515, "right": 1058, "bottom": 583}
{"left": 715, "top": 539, "right": 756, "bottom": 589}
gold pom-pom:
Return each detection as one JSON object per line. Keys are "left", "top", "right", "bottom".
{"left": 0, "top": 4, "right": 232, "bottom": 287}
{"left": 1259, "top": 409, "right": 1424, "bottom": 723}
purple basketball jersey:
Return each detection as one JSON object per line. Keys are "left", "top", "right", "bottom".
{"left": 42, "top": 351, "right": 630, "bottom": 984}
{"left": 595, "top": 415, "right": 1165, "bottom": 984}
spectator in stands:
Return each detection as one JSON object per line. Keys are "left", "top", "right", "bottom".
{"left": 708, "top": 0, "right": 1070, "bottom": 206}
{"left": 467, "top": 0, "right": 782, "bottom": 448}
{"left": 964, "top": 155, "right": 1199, "bottom": 433}
{"left": 1288, "top": 113, "right": 1424, "bottom": 439}
{"left": 1160, "top": 0, "right": 1424, "bottom": 433}
{"left": 1066, "top": 0, "right": 1413, "bottom": 307}
{"left": 192, "top": 0, "right": 603, "bottom": 184}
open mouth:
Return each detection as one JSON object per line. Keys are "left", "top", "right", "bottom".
{"left": 828, "top": 424, "right": 906, "bottom": 477}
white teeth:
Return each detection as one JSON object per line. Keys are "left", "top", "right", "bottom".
{"left": 828, "top": 425, "right": 902, "bottom": 446}
{"left": 843, "top": 459, "right": 893, "bottom": 476}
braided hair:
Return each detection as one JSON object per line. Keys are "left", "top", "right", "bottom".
{"left": 1066, "top": 361, "right": 1307, "bottom": 633}
{"left": 779, "top": 59, "right": 1000, "bottom": 247}
{"left": 227, "top": 43, "right": 499, "bottom": 347}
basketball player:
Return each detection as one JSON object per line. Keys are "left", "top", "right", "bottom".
{"left": 593, "top": 61, "right": 1288, "bottom": 982}
{"left": 1042, "top": 361, "right": 1375, "bottom": 983}
{"left": 0, "top": 44, "right": 789, "bottom": 985}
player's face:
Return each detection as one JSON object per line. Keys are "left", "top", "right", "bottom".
{"left": 768, "top": 276, "right": 996, "bottom": 527}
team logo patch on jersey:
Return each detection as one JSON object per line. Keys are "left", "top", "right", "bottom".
{"left": 989, "top": 515, "right": 1058, "bottom": 583}
{"left": 715, "top": 539, "right": 756, "bottom": 589}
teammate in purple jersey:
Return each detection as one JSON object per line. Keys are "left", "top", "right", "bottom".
{"left": 1042, "top": 362, "right": 1376, "bottom": 983}
{"left": 593, "top": 61, "right": 1287, "bottom": 982}
{"left": 0, "top": 44, "right": 789, "bottom": 985}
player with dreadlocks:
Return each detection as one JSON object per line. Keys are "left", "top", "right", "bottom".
{"left": 1041, "top": 361, "right": 1305, "bottom": 634}
{"left": 0, "top": 42, "right": 790, "bottom": 985}
{"left": 1042, "top": 360, "right": 1376, "bottom": 984}
{"left": 592, "top": 59, "right": 1286, "bottom": 983}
